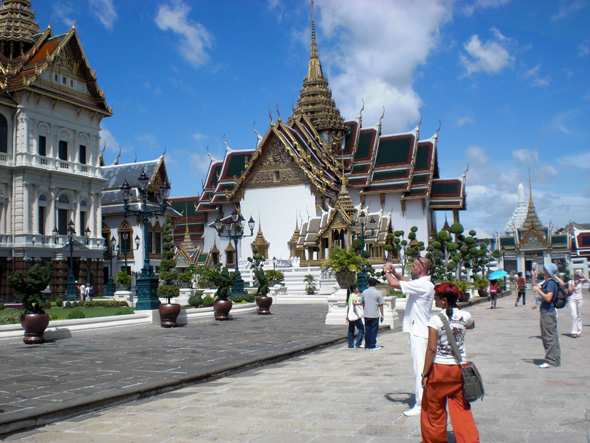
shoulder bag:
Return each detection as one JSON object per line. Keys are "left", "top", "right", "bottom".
{"left": 438, "top": 313, "right": 484, "bottom": 402}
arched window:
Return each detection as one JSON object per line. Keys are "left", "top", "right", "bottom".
{"left": 38, "top": 193, "right": 49, "bottom": 235}
{"left": 0, "top": 113, "right": 7, "bottom": 153}
{"left": 79, "top": 199, "right": 89, "bottom": 235}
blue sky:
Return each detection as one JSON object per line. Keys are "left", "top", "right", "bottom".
{"left": 31, "top": 0, "right": 590, "bottom": 237}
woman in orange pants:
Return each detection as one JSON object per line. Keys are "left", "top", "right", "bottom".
{"left": 420, "top": 283, "right": 479, "bottom": 443}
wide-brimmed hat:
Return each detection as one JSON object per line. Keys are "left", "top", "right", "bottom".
{"left": 544, "top": 263, "right": 557, "bottom": 278}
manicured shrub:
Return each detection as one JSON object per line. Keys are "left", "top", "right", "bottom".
{"left": 243, "top": 293, "right": 255, "bottom": 303}
{"left": 65, "top": 301, "right": 72, "bottom": 308}
{"left": 115, "top": 307, "right": 134, "bottom": 315}
{"left": 188, "top": 294, "right": 203, "bottom": 307}
{"left": 202, "top": 295, "right": 214, "bottom": 307}
{"left": 72, "top": 301, "right": 79, "bottom": 308}
{"left": 49, "top": 312, "right": 59, "bottom": 321}
{"left": 67, "top": 310, "right": 86, "bottom": 319}
{"left": 0, "top": 302, "right": 4, "bottom": 310}
{"left": 232, "top": 294, "right": 244, "bottom": 303}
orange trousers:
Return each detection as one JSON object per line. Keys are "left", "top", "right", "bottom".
{"left": 420, "top": 363, "right": 479, "bottom": 443}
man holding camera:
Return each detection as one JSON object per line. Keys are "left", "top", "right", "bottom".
{"left": 384, "top": 257, "right": 434, "bottom": 417}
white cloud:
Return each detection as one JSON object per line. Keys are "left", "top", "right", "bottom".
{"left": 136, "top": 134, "right": 158, "bottom": 148}
{"left": 512, "top": 149, "right": 539, "bottom": 165}
{"left": 51, "top": 1, "right": 75, "bottom": 28}
{"left": 89, "top": 0, "right": 117, "bottom": 30}
{"left": 578, "top": 39, "right": 590, "bottom": 57}
{"left": 155, "top": 1, "right": 213, "bottom": 68}
{"left": 551, "top": 0, "right": 588, "bottom": 21}
{"left": 190, "top": 152, "right": 213, "bottom": 176}
{"left": 557, "top": 151, "right": 590, "bottom": 169}
{"left": 314, "top": 0, "right": 452, "bottom": 132}
{"left": 522, "top": 64, "right": 551, "bottom": 88}
{"left": 192, "top": 133, "right": 208, "bottom": 142}
{"left": 465, "top": 145, "right": 490, "bottom": 167}
{"left": 99, "top": 127, "right": 120, "bottom": 153}
{"left": 460, "top": 30, "right": 514, "bottom": 76}
{"left": 461, "top": 0, "right": 512, "bottom": 16}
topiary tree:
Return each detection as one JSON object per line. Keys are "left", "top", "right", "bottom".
{"left": 248, "top": 247, "right": 269, "bottom": 296}
{"left": 390, "top": 227, "right": 425, "bottom": 275}
{"left": 209, "top": 267, "right": 238, "bottom": 301}
{"left": 157, "top": 213, "right": 179, "bottom": 303}
{"left": 8, "top": 262, "right": 53, "bottom": 314}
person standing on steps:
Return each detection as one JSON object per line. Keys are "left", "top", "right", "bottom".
{"left": 383, "top": 257, "right": 434, "bottom": 417}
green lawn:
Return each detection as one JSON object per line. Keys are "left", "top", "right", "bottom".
{"left": 0, "top": 306, "right": 135, "bottom": 325}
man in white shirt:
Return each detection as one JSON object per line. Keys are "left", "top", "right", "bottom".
{"left": 384, "top": 257, "right": 434, "bottom": 417}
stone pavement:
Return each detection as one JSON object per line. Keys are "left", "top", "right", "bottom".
{"left": 3, "top": 290, "right": 590, "bottom": 442}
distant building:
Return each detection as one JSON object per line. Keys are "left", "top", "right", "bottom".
{"left": 556, "top": 222, "right": 590, "bottom": 279}
{"left": 173, "top": 3, "right": 466, "bottom": 271}
{"left": 498, "top": 182, "right": 569, "bottom": 279}
{"left": 101, "top": 156, "right": 180, "bottom": 288}
{"left": 0, "top": 0, "right": 111, "bottom": 300}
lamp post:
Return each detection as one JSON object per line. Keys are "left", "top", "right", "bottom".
{"left": 273, "top": 256, "right": 277, "bottom": 271}
{"left": 65, "top": 221, "right": 78, "bottom": 301}
{"left": 352, "top": 211, "right": 375, "bottom": 293}
{"left": 120, "top": 169, "right": 170, "bottom": 310}
{"left": 214, "top": 209, "right": 255, "bottom": 297}
{"left": 104, "top": 236, "right": 116, "bottom": 297}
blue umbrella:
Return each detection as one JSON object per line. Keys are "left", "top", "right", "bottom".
{"left": 488, "top": 270, "right": 508, "bottom": 280}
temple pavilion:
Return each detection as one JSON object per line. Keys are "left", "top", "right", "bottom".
{"left": 170, "top": 2, "right": 466, "bottom": 270}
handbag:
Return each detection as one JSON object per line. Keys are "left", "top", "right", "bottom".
{"left": 348, "top": 303, "right": 363, "bottom": 322}
{"left": 438, "top": 313, "right": 484, "bottom": 402}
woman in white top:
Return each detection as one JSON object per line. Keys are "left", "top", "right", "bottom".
{"left": 420, "top": 283, "right": 479, "bottom": 443}
{"left": 568, "top": 272, "right": 587, "bottom": 338}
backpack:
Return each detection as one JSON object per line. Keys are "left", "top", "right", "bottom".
{"left": 551, "top": 280, "right": 567, "bottom": 309}
{"left": 88, "top": 287, "right": 94, "bottom": 296}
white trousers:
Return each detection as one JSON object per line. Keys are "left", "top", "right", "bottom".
{"left": 569, "top": 299, "right": 583, "bottom": 335}
{"left": 408, "top": 334, "right": 428, "bottom": 407}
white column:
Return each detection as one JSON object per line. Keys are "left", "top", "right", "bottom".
{"left": 23, "top": 182, "right": 30, "bottom": 233}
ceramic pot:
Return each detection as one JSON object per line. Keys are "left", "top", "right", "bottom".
{"left": 478, "top": 289, "right": 488, "bottom": 298}
{"left": 214, "top": 300, "right": 232, "bottom": 320}
{"left": 335, "top": 271, "right": 356, "bottom": 289}
{"left": 159, "top": 303, "right": 181, "bottom": 328}
{"left": 20, "top": 313, "right": 50, "bottom": 344}
{"left": 256, "top": 296, "right": 273, "bottom": 315}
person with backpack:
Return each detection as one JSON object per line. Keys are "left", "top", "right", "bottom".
{"left": 515, "top": 272, "right": 526, "bottom": 306}
{"left": 532, "top": 262, "right": 561, "bottom": 368}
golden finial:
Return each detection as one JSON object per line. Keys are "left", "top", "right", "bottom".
{"left": 114, "top": 146, "right": 121, "bottom": 165}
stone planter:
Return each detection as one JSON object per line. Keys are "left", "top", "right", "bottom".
{"left": 159, "top": 303, "right": 181, "bottom": 328}
{"left": 214, "top": 300, "right": 232, "bottom": 320}
{"left": 335, "top": 271, "right": 356, "bottom": 289}
{"left": 256, "top": 296, "right": 273, "bottom": 315}
{"left": 20, "top": 313, "right": 50, "bottom": 344}
{"left": 116, "top": 282, "right": 131, "bottom": 291}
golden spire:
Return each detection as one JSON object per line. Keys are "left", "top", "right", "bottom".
{"left": 0, "top": 0, "right": 39, "bottom": 60}
{"left": 291, "top": 0, "right": 347, "bottom": 153}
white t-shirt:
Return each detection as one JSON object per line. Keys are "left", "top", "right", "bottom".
{"left": 428, "top": 308, "right": 474, "bottom": 365}
{"left": 400, "top": 276, "right": 434, "bottom": 338}
{"left": 570, "top": 281, "right": 583, "bottom": 301}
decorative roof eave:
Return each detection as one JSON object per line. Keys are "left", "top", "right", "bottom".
{"left": 0, "top": 27, "right": 52, "bottom": 74}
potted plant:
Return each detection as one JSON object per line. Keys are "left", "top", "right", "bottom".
{"left": 473, "top": 276, "right": 489, "bottom": 297}
{"left": 304, "top": 274, "right": 317, "bottom": 295}
{"left": 114, "top": 270, "right": 132, "bottom": 290}
{"left": 453, "top": 280, "right": 472, "bottom": 302}
{"left": 209, "top": 266, "right": 238, "bottom": 320}
{"left": 248, "top": 249, "right": 273, "bottom": 314}
{"left": 179, "top": 269, "right": 194, "bottom": 288}
{"left": 321, "top": 246, "right": 365, "bottom": 289}
{"left": 7, "top": 262, "right": 53, "bottom": 344}
{"left": 265, "top": 269, "right": 284, "bottom": 287}
{"left": 157, "top": 214, "right": 181, "bottom": 327}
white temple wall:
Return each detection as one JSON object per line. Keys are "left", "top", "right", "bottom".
{"left": 240, "top": 185, "right": 317, "bottom": 262}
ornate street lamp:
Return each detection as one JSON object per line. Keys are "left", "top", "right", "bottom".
{"left": 66, "top": 220, "right": 78, "bottom": 301}
{"left": 214, "top": 209, "right": 255, "bottom": 297}
{"left": 352, "top": 211, "right": 375, "bottom": 293}
{"left": 120, "top": 169, "right": 171, "bottom": 310}
{"left": 104, "top": 236, "right": 116, "bottom": 297}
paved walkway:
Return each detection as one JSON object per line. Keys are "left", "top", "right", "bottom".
{"left": 3, "top": 290, "right": 590, "bottom": 442}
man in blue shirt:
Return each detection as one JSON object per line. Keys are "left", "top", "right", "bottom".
{"left": 532, "top": 262, "right": 561, "bottom": 368}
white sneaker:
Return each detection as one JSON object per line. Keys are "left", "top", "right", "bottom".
{"left": 403, "top": 406, "right": 421, "bottom": 417}
{"left": 539, "top": 362, "right": 551, "bottom": 369}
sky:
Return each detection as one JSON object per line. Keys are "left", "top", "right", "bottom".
{"left": 30, "top": 0, "right": 590, "bottom": 237}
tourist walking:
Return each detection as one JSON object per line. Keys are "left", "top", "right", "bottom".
{"left": 489, "top": 279, "right": 498, "bottom": 309}
{"left": 532, "top": 262, "right": 561, "bottom": 368}
{"left": 361, "top": 278, "right": 384, "bottom": 350}
{"left": 420, "top": 283, "right": 479, "bottom": 443}
{"left": 383, "top": 257, "right": 434, "bottom": 417}
{"left": 568, "top": 271, "right": 587, "bottom": 338}
{"left": 86, "top": 284, "right": 94, "bottom": 302}
{"left": 79, "top": 282, "right": 86, "bottom": 302}
{"left": 346, "top": 284, "right": 365, "bottom": 348}
{"left": 515, "top": 272, "right": 526, "bottom": 306}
